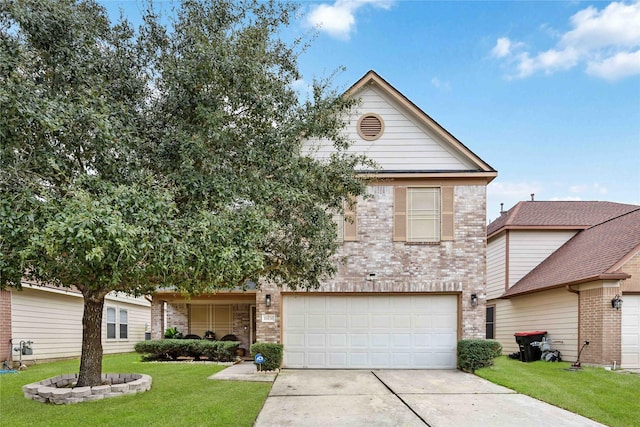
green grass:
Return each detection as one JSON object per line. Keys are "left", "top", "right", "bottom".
{"left": 0, "top": 353, "right": 271, "bottom": 426}
{"left": 476, "top": 356, "right": 640, "bottom": 427}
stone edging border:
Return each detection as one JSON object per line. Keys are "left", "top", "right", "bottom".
{"left": 23, "top": 373, "right": 152, "bottom": 404}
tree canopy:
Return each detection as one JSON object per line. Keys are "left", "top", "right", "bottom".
{"left": 0, "top": 0, "right": 369, "bottom": 386}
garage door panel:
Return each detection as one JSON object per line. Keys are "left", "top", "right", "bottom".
{"left": 283, "top": 295, "right": 458, "bottom": 369}
{"left": 329, "top": 333, "right": 347, "bottom": 346}
{"left": 350, "top": 334, "right": 368, "bottom": 347}
{"left": 371, "top": 315, "right": 390, "bottom": 328}
{"left": 328, "top": 314, "right": 347, "bottom": 328}
{"left": 350, "top": 315, "right": 368, "bottom": 328}
{"left": 307, "top": 334, "right": 325, "bottom": 347}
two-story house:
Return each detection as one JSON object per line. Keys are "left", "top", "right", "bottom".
{"left": 486, "top": 201, "right": 640, "bottom": 368}
{"left": 150, "top": 70, "right": 497, "bottom": 369}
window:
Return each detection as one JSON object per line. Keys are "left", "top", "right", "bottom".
{"left": 393, "top": 186, "right": 454, "bottom": 243}
{"left": 486, "top": 305, "right": 495, "bottom": 339}
{"left": 106, "top": 306, "right": 128, "bottom": 340}
{"left": 333, "top": 211, "right": 345, "bottom": 241}
{"left": 119, "top": 309, "right": 128, "bottom": 339}
{"left": 106, "top": 307, "right": 116, "bottom": 339}
{"left": 408, "top": 188, "right": 440, "bottom": 242}
{"left": 332, "top": 199, "right": 358, "bottom": 242}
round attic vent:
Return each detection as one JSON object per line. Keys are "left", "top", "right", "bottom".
{"left": 357, "top": 113, "right": 384, "bottom": 141}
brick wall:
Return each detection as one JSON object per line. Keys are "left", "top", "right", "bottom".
{"left": 150, "top": 299, "right": 164, "bottom": 340}
{"left": 256, "top": 284, "right": 280, "bottom": 343}
{"left": 0, "top": 290, "right": 11, "bottom": 362}
{"left": 232, "top": 304, "right": 251, "bottom": 351}
{"left": 259, "top": 184, "right": 488, "bottom": 342}
{"left": 579, "top": 283, "right": 621, "bottom": 365}
{"left": 622, "top": 251, "right": 640, "bottom": 293}
{"left": 166, "top": 303, "right": 189, "bottom": 335}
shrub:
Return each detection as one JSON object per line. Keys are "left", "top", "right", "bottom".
{"left": 457, "top": 339, "right": 503, "bottom": 373}
{"left": 164, "top": 327, "right": 183, "bottom": 339}
{"left": 135, "top": 339, "right": 239, "bottom": 362}
{"left": 250, "top": 343, "right": 283, "bottom": 371}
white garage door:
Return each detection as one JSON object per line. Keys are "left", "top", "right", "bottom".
{"left": 282, "top": 294, "right": 458, "bottom": 369}
{"left": 622, "top": 295, "right": 640, "bottom": 369}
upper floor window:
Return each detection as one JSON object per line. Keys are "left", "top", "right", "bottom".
{"left": 407, "top": 188, "right": 440, "bottom": 242}
{"left": 332, "top": 199, "right": 358, "bottom": 242}
{"left": 393, "top": 186, "right": 454, "bottom": 243}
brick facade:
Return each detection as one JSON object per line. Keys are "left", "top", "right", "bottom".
{"left": 255, "top": 184, "right": 488, "bottom": 342}
{"left": 150, "top": 299, "right": 164, "bottom": 340}
{"left": 166, "top": 303, "right": 189, "bottom": 335}
{"left": 231, "top": 304, "right": 251, "bottom": 352}
{"left": 622, "top": 251, "right": 640, "bottom": 293}
{"left": 578, "top": 282, "right": 622, "bottom": 365}
{"left": 0, "top": 290, "right": 11, "bottom": 362}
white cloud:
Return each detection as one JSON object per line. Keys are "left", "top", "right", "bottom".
{"left": 549, "top": 196, "right": 583, "bottom": 201}
{"left": 492, "top": 1, "right": 640, "bottom": 80}
{"left": 587, "top": 49, "right": 640, "bottom": 80}
{"left": 569, "top": 182, "right": 608, "bottom": 195}
{"left": 491, "top": 37, "right": 524, "bottom": 58}
{"left": 307, "top": 0, "right": 393, "bottom": 40}
{"left": 431, "top": 77, "right": 450, "bottom": 90}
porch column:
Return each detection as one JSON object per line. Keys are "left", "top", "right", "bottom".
{"left": 150, "top": 298, "right": 164, "bottom": 340}
{"left": 256, "top": 283, "right": 280, "bottom": 343}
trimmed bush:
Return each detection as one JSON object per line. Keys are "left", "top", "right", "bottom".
{"left": 135, "top": 339, "right": 239, "bottom": 362}
{"left": 457, "top": 339, "right": 502, "bottom": 373}
{"left": 250, "top": 343, "right": 283, "bottom": 371}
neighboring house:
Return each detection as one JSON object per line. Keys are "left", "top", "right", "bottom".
{"left": 0, "top": 283, "right": 150, "bottom": 366}
{"left": 151, "top": 70, "right": 497, "bottom": 369}
{"left": 486, "top": 201, "right": 640, "bottom": 368}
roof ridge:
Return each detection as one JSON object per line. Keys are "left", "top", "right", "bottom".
{"left": 586, "top": 206, "right": 640, "bottom": 229}
{"left": 504, "top": 201, "right": 524, "bottom": 226}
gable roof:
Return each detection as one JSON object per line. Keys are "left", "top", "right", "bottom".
{"left": 346, "top": 70, "right": 496, "bottom": 177}
{"left": 502, "top": 207, "right": 640, "bottom": 298}
{"left": 487, "top": 201, "right": 640, "bottom": 237}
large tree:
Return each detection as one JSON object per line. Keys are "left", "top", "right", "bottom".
{"left": 0, "top": 0, "right": 369, "bottom": 387}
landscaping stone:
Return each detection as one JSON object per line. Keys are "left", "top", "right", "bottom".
{"left": 23, "top": 373, "right": 152, "bottom": 404}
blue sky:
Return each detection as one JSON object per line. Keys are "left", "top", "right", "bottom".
{"left": 102, "top": 0, "right": 640, "bottom": 222}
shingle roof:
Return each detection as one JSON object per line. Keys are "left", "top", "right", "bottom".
{"left": 487, "top": 201, "right": 639, "bottom": 237}
{"left": 502, "top": 207, "right": 640, "bottom": 297}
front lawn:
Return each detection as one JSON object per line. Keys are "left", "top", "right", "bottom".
{"left": 0, "top": 353, "right": 270, "bottom": 426}
{"left": 476, "top": 356, "right": 639, "bottom": 427}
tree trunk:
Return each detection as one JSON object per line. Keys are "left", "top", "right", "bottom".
{"left": 76, "top": 290, "right": 107, "bottom": 387}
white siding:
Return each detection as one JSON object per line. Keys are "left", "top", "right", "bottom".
{"left": 303, "top": 86, "right": 476, "bottom": 171}
{"left": 494, "top": 288, "right": 579, "bottom": 361}
{"left": 487, "top": 234, "right": 506, "bottom": 300}
{"left": 103, "top": 293, "right": 151, "bottom": 355}
{"left": 508, "top": 230, "right": 577, "bottom": 287}
{"left": 10, "top": 287, "right": 149, "bottom": 362}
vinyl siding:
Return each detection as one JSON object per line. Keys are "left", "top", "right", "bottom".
{"left": 10, "top": 287, "right": 150, "bottom": 361}
{"left": 303, "top": 86, "right": 476, "bottom": 171}
{"left": 487, "top": 233, "right": 506, "bottom": 300}
{"left": 508, "top": 230, "right": 577, "bottom": 288}
{"left": 494, "top": 288, "right": 579, "bottom": 361}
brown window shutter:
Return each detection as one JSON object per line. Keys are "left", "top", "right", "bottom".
{"left": 393, "top": 187, "right": 407, "bottom": 242}
{"left": 441, "top": 186, "right": 455, "bottom": 241}
{"left": 343, "top": 198, "right": 358, "bottom": 241}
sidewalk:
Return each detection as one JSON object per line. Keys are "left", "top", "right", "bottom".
{"left": 207, "top": 361, "right": 278, "bottom": 382}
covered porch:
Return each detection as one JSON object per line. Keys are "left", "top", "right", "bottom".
{"left": 151, "top": 291, "right": 259, "bottom": 356}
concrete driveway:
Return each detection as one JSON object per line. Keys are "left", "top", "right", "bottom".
{"left": 254, "top": 370, "right": 605, "bottom": 427}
